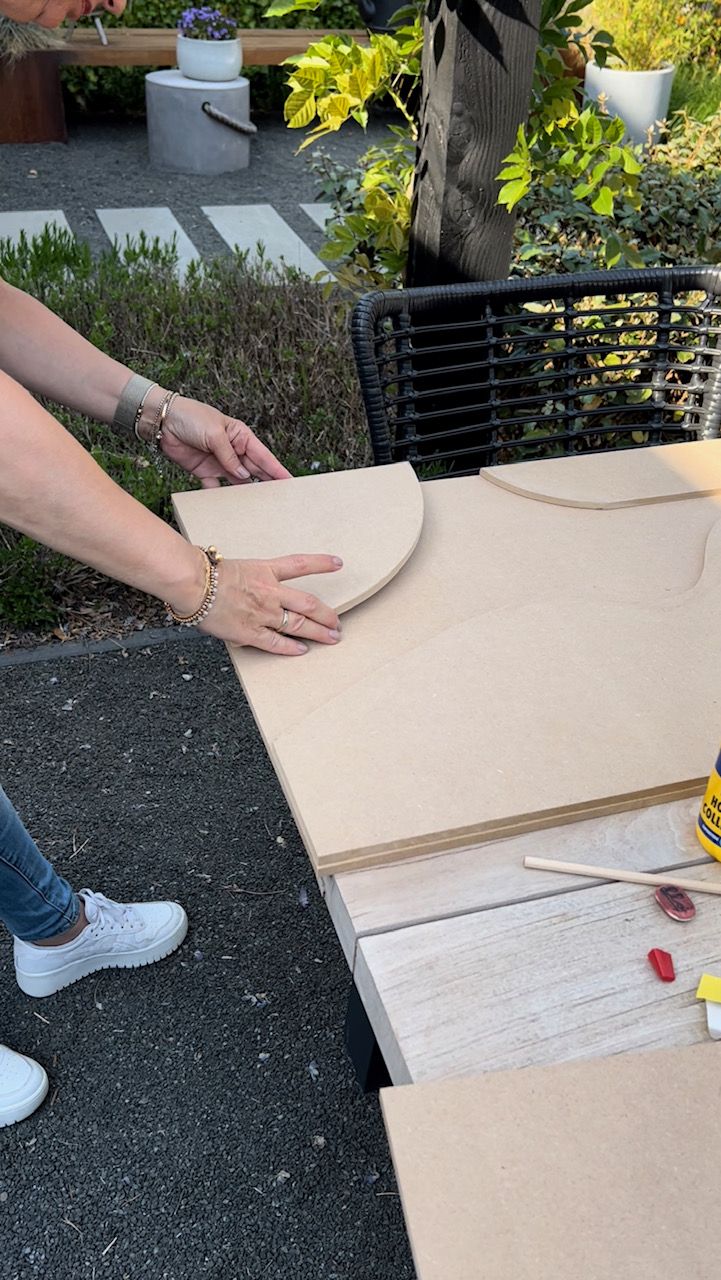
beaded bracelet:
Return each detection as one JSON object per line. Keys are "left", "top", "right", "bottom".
{"left": 165, "top": 546, "right": 223, "bottom": 627}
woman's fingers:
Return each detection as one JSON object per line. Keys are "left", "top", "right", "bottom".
{"left": 242, "top": 432, "right": 292, "bottom": 481}
{"left": 271, "top": 553, "right": 343, "bottom": 582}
{"left": 277, "top": 609, "right": 342, "bottom": 646}
{"left": 255, "top": 627, "right": 309, "bottom": 657}
{"left": 226, "top": 421, "right": 291, "bottom": 482}
{"left": 278, "top": 586, "right": 340, "bottom": 634}
{"left": 197, "top": 555, "right": 344, "bottom": 655}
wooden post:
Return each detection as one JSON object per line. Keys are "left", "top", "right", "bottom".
{"left": 0, "top": 53, "right": 67, "bottom": 145}
{"left": 408, "top": 0, "right": 541, "bottom": 286}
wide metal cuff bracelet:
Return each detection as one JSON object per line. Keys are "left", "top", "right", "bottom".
{"left": 112, "top": 373, "right": 156, "bottom": 438}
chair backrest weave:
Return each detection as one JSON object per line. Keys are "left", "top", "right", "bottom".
{"left": 351, "top": 267, "right": 721, "bottom": 477}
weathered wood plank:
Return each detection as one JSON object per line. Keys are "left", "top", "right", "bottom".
{"left": 57, "top": 27, "right": 366, "bottom": 67}
{"left": 323, "top": 796, "right": 705, "bottom": 967}
{"left": 355, "top": 854, "right": 721, "bottom": 1082}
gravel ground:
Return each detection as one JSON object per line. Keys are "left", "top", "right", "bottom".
{"left": 0, "top": 113, "right": 391, "bottom": 258}
{"left": 0, "top": 637, "right": 415, "bottom": 1280}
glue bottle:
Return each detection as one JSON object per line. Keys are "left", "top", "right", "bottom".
{"left": 697, "top": 747, "right": 721, "bottom": 860}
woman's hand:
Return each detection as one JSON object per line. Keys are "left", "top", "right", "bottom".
{"left": 159, "top": 395, "right": 291, "bottom": 487}
{"left": 179, "top": 552, "right": 344, "bottom": 656}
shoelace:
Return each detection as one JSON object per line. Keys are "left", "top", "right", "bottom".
{"left": 78, "top": 890, "right": 138, "bottom": 934}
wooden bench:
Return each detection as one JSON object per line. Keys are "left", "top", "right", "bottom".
{"left": 1, "top": 27, "right": 366, "bottom": 145}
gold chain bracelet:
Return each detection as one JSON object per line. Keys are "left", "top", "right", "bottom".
{"left": 136, "top": 389, "right": 178, "bottom": 449}
{"left": 165, "top": 546, "right": 223, "bottom": 627}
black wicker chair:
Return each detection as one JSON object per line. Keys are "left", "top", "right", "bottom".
{"left": 351, "top": 267, "right": 721, "bottom": 478}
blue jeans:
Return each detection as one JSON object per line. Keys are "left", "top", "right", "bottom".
{"left": 0, "top": 785, "right": 80, "bottom": 942}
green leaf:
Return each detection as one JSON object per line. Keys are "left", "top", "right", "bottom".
{"left": 621, "top": 150, "right": 643, "bottom": 175}
{"left": 603, "top": 234, "right": 623, "bottom": 267}
{"left": 497, "top": 177, "right": 529, "bottom": 209}
{"left": 265, "top": 0, "right": 319, "bottom": 16}
{"left": 497, "top": 163, "right": 527, "bottom": 181}
{"left": 622, "top": 243, "right": 646, "bottom": 269}
{"left": 592, "top": 185, "right": 614, "bottom": 216}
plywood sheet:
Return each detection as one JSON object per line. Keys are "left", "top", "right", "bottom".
{"left": 173, "top": 441, "right": 721, "bottom": 875}
{"left": 381, "top": 1042, "right": 721, "bottom": 1280}
{"left": 480, "top": 438, "right": 721, "bottom": 508}
{"left": 172, "top": 462, "right": 423, "bottom": 615}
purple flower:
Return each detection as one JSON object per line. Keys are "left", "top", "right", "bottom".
{"left": 177, "top": 5, "right": 237, "bottom": 39}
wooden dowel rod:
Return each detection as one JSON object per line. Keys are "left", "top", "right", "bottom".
{"left": 523, "top": 856, "right": 721, "bottom": 897}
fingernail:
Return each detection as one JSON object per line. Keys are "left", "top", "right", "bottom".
{"left": 332, "top": 556, "right": 343, "bottom": 567}
{"left": 236, "top": 465, "right": 250, "bottom": 479}
{"left": 295, "top": 643, "right": 308, "bottom": 655}
{"left": 329, "top": 630, "right": 341, "bottom": 642}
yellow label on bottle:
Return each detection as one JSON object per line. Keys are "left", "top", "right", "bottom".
{"left": 697, "top": 749, "right": 721, "bottom": 862}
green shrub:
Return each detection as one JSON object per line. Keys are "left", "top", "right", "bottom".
{"left": 0, "top": 535, "right": 71, "bottom": 630}
{"left": 670, "top": 63, "right": 721, "bottom": 122}
{"left": 0, "top": 227, "right": 367, "bottom": 633}
{"left": 61, "top": 0, "right": 360, "bottom": 117}
{"left": 587, "top": 0, "right": 721, "bottom": 70}
{"left": 513, "top": 105, "right": 721, "bottom": 276}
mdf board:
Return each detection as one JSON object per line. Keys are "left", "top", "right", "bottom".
{"left": 173, "top": 463, "right": 423, "bottom": 619}
{"left": 173, "top": 441, "right": 721, "bottom": 875}
{"left": 480, "top": 437, "right": 721, "bottom": 508}
{"left": 380, "top": 1042, "right": 721, "bottom": 1280}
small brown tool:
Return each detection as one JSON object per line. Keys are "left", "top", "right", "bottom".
{"left": 654, "top": 884, "right": 695, "bottom": 921}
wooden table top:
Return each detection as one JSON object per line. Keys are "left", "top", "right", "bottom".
{"left": 324, "top": 795, "right": 721, "bottom": 1082}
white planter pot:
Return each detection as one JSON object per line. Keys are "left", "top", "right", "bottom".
{"left": 176, "top": 33, "right": 242, "bottom": 82}
{"left": 584, "top": 60, "right": 676, "bottom": 145}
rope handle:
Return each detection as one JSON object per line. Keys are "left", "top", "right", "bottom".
{"left": 202, "top": 100, "right": 258, "bottom": 137}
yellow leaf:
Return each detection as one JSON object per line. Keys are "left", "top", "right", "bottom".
{"left": 284, "top": 87, "right": 317, "bottom": 129}
{"left": 317, "top": 93, "right": 353, "bottom": 125}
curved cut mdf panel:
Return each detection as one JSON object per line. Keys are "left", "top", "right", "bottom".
{"left": 172, "top": 462, "right": 424, "bottom": 615}
{"left": 479, "top": 439, "right": 721, "bottom": 510}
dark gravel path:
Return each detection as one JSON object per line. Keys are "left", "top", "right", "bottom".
{"left": 0, "top": 114, "right": 391, "bottom": 258}
{"left": 0, "top": 638, "right": 415, "bottom": 1280}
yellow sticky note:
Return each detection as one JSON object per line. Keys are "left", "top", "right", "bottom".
{"left": 696, "top": 974, "right": 721, "bottom": 1004}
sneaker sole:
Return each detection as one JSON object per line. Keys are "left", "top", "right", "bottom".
{"left": 0, "top": 1064, "right": 49, "bottom": 1127}
{"left": 15, "top": 913, "right": 189, "bottom": 999}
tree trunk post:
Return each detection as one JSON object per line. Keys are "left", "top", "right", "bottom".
{"left": 408, "top": 0, "right": 541, "bottom": 286}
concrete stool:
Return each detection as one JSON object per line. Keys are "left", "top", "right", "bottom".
{"left": 146, "top": 69, "right": 253, "bottom": 175}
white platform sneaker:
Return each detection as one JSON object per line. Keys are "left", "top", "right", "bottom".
{"left": 0, "top": 1044, "right": 48, "bottom": 1127}
{"left": 14, "top": 889, "right": 188, "bottom": 998}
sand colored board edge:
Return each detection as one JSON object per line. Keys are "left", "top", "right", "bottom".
{"left": 171, "top": 462, "right": 424, "bottom": 616}
{"left": 276, "top": 776, "right": 705, "bottom": 876}
{"left": 479, "top": 437, "right": 721, "bottom": 509}
{"left": 380, "top": 1041, "right": 721, "bottom": 1280}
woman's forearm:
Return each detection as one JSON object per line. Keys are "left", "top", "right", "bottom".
{"left": 0, "top": 372, "right": 205, "bottom": 615}
{"left": 0, "top": 279, "right": 134, "bottom": 423}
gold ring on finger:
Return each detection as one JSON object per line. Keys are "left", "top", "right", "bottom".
{"left": 278, "top": 607, "right": 290, "bottom": 633}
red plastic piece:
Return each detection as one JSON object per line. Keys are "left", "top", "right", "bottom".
{"left": 648, "top": 948, "right": 675, "bottom": 982}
